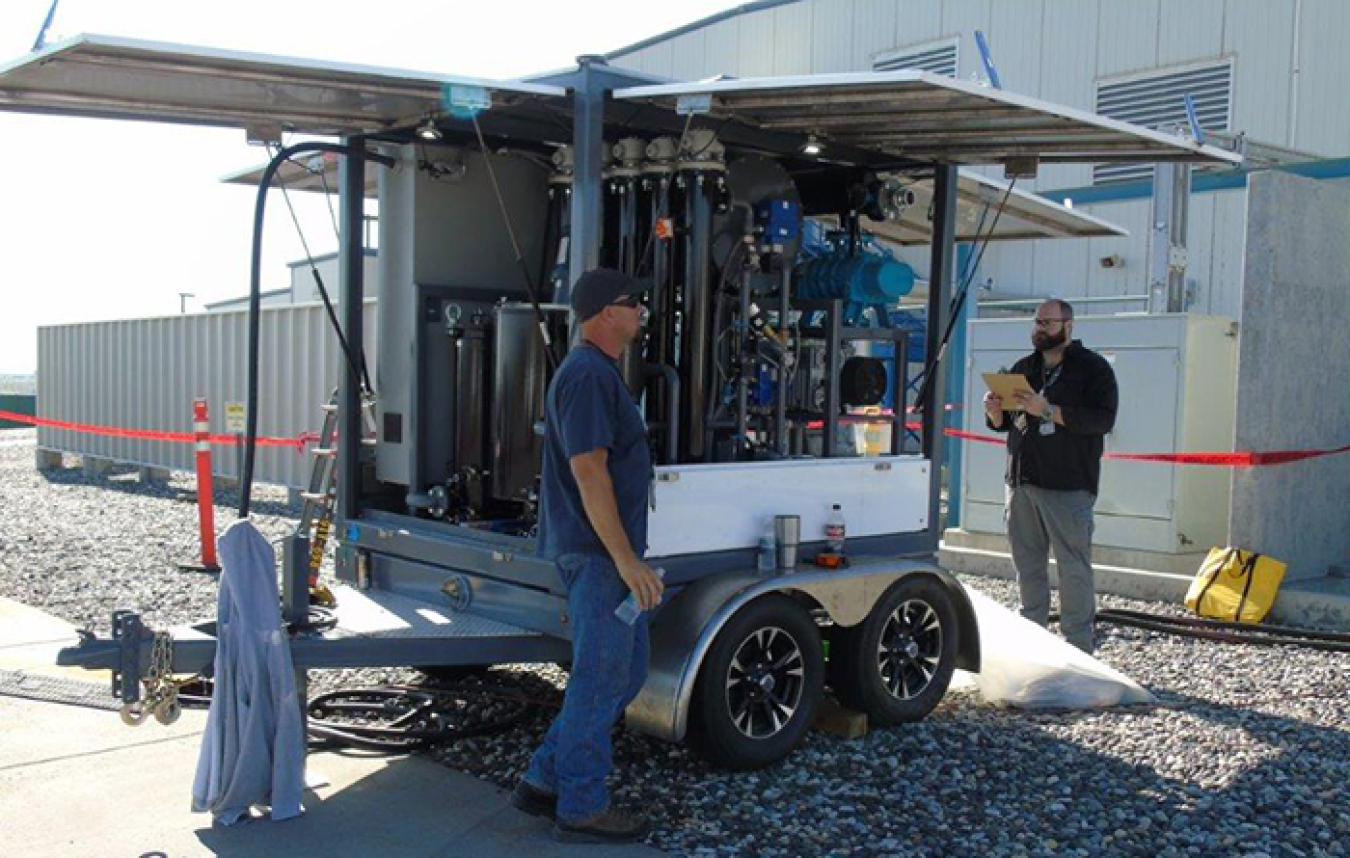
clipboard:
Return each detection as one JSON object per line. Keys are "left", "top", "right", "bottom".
{"left": 982, "top": 372, "right": 1035, "bottom": 410}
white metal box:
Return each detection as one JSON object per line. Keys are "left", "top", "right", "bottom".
{"left": 959, "top": 314, "right": 1238, "bottom": 554}
{"left": 647, "top": 456, "right": 931, "bottom": 559}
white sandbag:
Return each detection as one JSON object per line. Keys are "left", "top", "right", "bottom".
{"left": 951, "top": 586, "right": 1155, "bottom": 709}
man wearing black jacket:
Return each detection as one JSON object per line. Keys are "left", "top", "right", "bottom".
{"left": 984, "top": 299, "right": 1118, "bottom": 654}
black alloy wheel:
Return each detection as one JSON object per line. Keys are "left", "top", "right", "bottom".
{"left": 688, "top": 594, "right": 824, "bottom": 770}
{"left": 831, "top": 575, "right": 958, "bottom": 727}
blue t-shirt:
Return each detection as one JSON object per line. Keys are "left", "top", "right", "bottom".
{"left": 536, "top": 343, "right": 652, "bottom": 561}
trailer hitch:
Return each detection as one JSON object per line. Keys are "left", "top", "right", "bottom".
{"left": 55, "top": 610, "right": 151, "bottom": 703}
{"left": 57, "top": 610, "right": 219, "bottom": 706}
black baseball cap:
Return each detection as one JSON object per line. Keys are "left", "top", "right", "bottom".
{"left": 570, "top": 268, "right": 650, "bottom": 323}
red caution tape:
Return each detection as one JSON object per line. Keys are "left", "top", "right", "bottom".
{"left": 11, "top": 406, "right": 1344, "bottom": 468}
{"left": 0, "top": 410, "right": 316, "bottom": 451}
{"left": 940, "top": 426, "right": 1350, "bottom": 467}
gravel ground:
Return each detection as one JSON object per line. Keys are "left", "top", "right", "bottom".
{"left": 3, "top": 429, "right": 1348, "bottom": 858}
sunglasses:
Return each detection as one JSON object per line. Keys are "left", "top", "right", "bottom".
{"left": 610, "top": 294, "right": 643, "bottom": 309}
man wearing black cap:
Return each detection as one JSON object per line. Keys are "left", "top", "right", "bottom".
{"left": 512, "top": 267, "right": 664, "bottom": 843}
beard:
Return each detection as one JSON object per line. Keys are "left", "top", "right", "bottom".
{"left": 1032, "top": 328, "right": 1067, "bottom": 352}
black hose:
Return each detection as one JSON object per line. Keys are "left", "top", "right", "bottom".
{"left": 1049, "top": 608, "right": 1350, "bottom": 653}
{"left": 240, "top": 141, "right": 394, "bottom": 519}
{"left": 305, "top": 685, "right": 548, "bottom": 753}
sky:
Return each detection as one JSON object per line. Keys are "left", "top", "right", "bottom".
{"left": 0, "top": 0, "right": 744, "bottom": 374}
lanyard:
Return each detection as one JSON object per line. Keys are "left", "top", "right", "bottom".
{"left": 1041, "top": 362, "right": 1064, "bottom": 394}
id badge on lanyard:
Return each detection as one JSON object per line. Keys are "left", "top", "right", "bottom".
{"left": 1038, "top": 364, "right": 1063, "bottom": 436}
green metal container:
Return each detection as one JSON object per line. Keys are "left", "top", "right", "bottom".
{"left": 0, "top": 394, "right": 36, "bottom": 430}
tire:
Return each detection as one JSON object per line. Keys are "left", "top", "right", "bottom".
{"left": 831, "top": 575, "right": 958, "bottom": 727}
{"left": 687, "top": 594, "right": 824, "bottom": 770}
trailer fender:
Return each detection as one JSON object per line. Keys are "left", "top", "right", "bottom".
{"left": 625, "top": 560, "right": 980, "bottom": 743}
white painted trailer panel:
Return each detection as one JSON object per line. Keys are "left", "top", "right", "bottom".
{"left": 647, "top": 455, "right": 930, "bottom": 558}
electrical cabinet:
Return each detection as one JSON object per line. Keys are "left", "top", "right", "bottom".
{"left": 960, "top": 313, "right": 1238, "bottom": 554}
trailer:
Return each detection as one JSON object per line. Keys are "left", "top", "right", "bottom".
{"left": 0, "top": 35, "right": 1240, "bottom": 769}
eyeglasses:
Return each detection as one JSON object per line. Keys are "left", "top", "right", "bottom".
{"left": 610, "top": 294, "right": 642, "bottom": 309}
{"left": 1033, "top": 318, "right": 1069, "bottom": 327}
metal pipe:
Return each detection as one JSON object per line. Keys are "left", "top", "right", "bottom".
{"left": 775, "top": 264, "right": 791, "bottom": 455}
{"left": 338, "top": 140, "right": 367, "bottom": 525}
{"left": 979, "top": 294, "right": 1150, "bottom": 308}
{"left": 823, "top": 300, "right": 842, "bottom": 458}
{"left": 643, "top": 364, "right": 681, "bottom": 464}
{"left": 736, "top": 248, "right": 751, "bottom": 452}
{"left": 924, "top": 165, "right": 959, "bottom": 541}
{"left": 445, "top": 323, "right": 461, "bottom": 481}
{"left": 679, "top": 169, "right": 716, "bottom": 462}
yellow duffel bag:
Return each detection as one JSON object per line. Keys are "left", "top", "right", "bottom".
{"left": 1185, "top": 547, "right": 1287, "bottom": 623}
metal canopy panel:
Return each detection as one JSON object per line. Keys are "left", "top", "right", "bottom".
{"left": 0, "top": 34, "right": 567, "bottom": 135}
{"left": 221, "top": 154, "right": 380, "bottom": 197}
{"left": 863, "top": 169, "right": 1127, "bottom": 245}
{"left": 615, "top": 72, "right": 1243, "bottom": 168}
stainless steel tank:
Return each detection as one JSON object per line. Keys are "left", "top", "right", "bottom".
{"left": 490, "top": 302, "right": 568, "bottom": 503}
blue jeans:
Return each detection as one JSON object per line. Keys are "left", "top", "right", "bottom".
{"left": 524, "top": 552, "right": 651, "bottom": 822}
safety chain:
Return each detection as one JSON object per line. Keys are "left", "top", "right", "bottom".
{"left": 119, "top": 631, "right": 184, "bottom": 727}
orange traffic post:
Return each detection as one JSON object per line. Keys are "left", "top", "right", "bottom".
{"left": 179, "top": 398, "right": 220, "bottom": 573}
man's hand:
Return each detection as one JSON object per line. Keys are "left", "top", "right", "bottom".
{"left": 1014, "top": 389, "right": 1050, "bottom": 418}
{"left": 616, "top": 557, "right": 664, "bottom": 611}
{"left": 983, "top": 391, "right": 1005, "bottom": 427}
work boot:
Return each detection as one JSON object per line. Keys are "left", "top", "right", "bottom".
{"left": 554, "top": 808, "right": 652, "bottom": 844}
{"left": 510, "top": 780, "right": 557, "bottom": 820}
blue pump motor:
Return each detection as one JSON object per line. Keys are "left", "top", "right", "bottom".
{"left": 794, "top": 252, "right": 916, "bottom": 305}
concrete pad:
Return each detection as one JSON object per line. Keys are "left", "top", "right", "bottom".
{"left": 0, "top": 698, "right": 662, "bottom": 858}
{"left": 0, "top": 599, "right": 665, "bottom": 858}
{"left": 0, "top": 596, "right": 108, "bottom": 685}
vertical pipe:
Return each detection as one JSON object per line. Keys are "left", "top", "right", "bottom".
{"left": 337, "top": 140, "right": 365, "bottom": 525}
{"left": 618, "top": 176, "right": 645, "bottom": 394}
{"left": 823, "top": 300, "right": 842, "bottom": 457}
{"left": 735, "top": 248, "right": 751, "bottom": 451}
{"left": 946, "top": 243, "right": 973, "bottom": 529}
{"left": 775, "top": 264, "right": 790, "bottom": 455}
{"left": 924, "top": 166, "right": 958, "bottom": 545}
{"left": 680, "top": 170, "right": 715, "bottom": 462}
{"left": 891, "top": 331, "right": 907, "bottom": 455}
{"left": 648, "top": 177, "right": 673, "bottom": 436}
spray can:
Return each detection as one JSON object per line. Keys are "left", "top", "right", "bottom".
{"left": 826, "top": 504, "right": 846, "bottom": 555}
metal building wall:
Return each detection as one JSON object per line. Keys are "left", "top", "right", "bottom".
{"left": 610, "top": 0, "right": 1349, "bottom": 318}
{"left": 36, "top": 301, "right": 377, "bottom": 489}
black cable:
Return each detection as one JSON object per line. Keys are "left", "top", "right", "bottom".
{"left": 468, "top": 113, "right": 559, "bottom": 371}
{"left": 241, "top": 141, "right": 395, "bottom": 519}
{"left": 912, "top": 176, "right": 1018, "bottom": 412}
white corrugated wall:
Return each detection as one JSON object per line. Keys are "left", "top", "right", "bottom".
{"left": 609, "top": 0, "right": 1349, "bottom": 318}
{"left": 37, "top": 301, "right": 377, "bottom": 489}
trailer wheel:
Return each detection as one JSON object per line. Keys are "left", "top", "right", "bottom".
{"left": 831, "top": 576, "right": 958, "bottom": 727}
{"left": 687, "top": 594, "right": 823, "bottom": 770}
